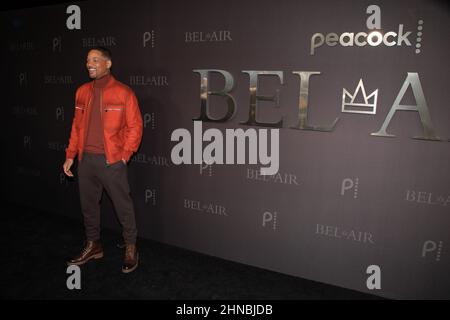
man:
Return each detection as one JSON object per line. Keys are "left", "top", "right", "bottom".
{"left": 63, "top": 47, "right": 143, "bottom": 273}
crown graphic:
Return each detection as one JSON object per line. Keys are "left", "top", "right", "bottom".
{"left": 342, "top": 79, "right": 378, "bottom": 115}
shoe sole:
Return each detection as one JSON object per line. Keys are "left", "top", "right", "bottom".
{"left": 67, "top": 252, "right": 104, "bottom": 266}
{"left": 122, "top": 253, "right": 139, "bottom": 274}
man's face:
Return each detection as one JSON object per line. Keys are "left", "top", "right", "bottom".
{"left": 86, "top": 50, "right": 111, "bottom": 79}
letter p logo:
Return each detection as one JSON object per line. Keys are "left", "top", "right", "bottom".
{"left": 53, "top": 37, "right": 62, "bottom": 52}
{"left": 145, "top": 189, "right": 156, "bottom": 205}
{"left": 262, "top": 211, "right": 278, "bottom": 230}
{"left": 143, "top": 31, "right": 155, "bottom": 48}
{"left": 341, "top": 178, "right": 359, "bottom": 199}
{"left": 366, "top": 265, "right": 381, "bottom": 290}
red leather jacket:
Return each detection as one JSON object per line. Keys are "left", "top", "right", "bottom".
{"left": 65, "top": 75, "right": 143, "bottom": 164}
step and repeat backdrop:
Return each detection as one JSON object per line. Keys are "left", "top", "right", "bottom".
{"left": 2, "top": 0, "right": 449, "bottom": 299}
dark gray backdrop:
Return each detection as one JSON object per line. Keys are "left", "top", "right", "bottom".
{"left": 2, "top": 0, "right": 449, "bottom": 299}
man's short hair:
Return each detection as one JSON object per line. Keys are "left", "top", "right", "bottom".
{"left": 90, "top": 46, "right": 112, "bottom": 60}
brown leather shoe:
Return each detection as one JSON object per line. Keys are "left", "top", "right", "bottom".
{"left": 67, "top": 240, "right": 104, "bottom": 266}
{"left": 122, "top": 243, "right": 139, "bottom": 273}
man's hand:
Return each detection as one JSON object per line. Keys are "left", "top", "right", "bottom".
{"left": 63, "top": 158, "right": 74, "bottom": 177}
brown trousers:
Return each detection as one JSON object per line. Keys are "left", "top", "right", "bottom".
{"left": 78, "top": 152, "right": 137, "bottom": 244}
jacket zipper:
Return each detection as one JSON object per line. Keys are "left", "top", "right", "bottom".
{"left": 100, "top": 89, "right": 110, "bottom": 166}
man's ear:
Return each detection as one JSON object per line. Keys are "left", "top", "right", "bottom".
{"left": 107, "top": 60, "right": 112, "bottom": 69}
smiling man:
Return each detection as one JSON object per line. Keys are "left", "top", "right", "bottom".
{"left": 63, "top": 47, "right": 143, "bottom": 273}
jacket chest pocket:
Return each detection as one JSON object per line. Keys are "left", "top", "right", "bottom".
{"left": 103, "top": 104, "right": 125, "bottom": 131}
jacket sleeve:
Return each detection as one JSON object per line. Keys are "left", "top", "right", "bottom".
{"left": 65, "top": 91, "right": 81, "bottom": 160}
{"left": 121, "top": 90, "right": 143, "bottom": 162}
